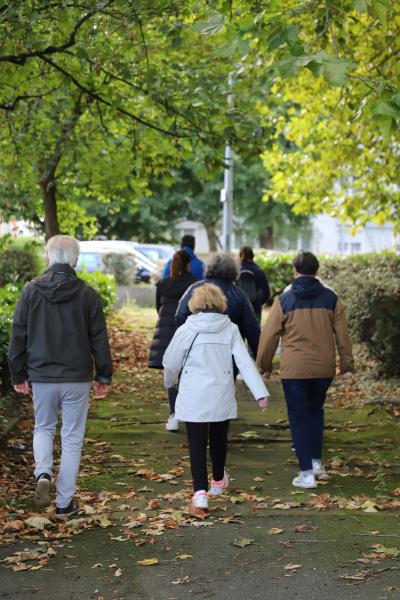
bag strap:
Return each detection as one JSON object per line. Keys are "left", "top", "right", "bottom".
{"left": 177, "top": 333, "right": 199, "bottom": 389}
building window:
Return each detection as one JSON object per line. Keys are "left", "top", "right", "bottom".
{"left": 351, "top": 242, "right": 361, "bottom": 253}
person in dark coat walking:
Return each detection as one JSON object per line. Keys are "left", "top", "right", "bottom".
{"left": 175, "top": 253, "right": 260, "bottom": 358}
{"left": 8, "top": 235, "right": 112, "bottom": 518}
{"left": 238, "top": 246, "right": 270, "bottom": 321}
{"left": 149, "top": 250, "right": 197, "bottom": 431}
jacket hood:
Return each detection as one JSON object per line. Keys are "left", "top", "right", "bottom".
{"left": 186, "top": 312, "right": 231, "bottom": 333}
{"left": 182, "top": 246, "right": 195, "bottom": 258}
{"left": 33, "top": 264, "right": 84, "bottom": 303}
{"left": 291, "top": 275, "right": 325, "bottom": 299}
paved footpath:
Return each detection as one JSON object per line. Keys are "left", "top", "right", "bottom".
{"left": 1, "top": 312, "right": 399, "bottom": 600}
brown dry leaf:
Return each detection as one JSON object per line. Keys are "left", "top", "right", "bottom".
{"left": 284, "top": 564, "right": 302, "bottom": 570}
{"left": 293, "top": 524, "right": 318, "bottom": 533}
{"left": 253, "top": 476, "right": 264, "bottom": 482}
{"left": 3, "top": 520, "right": 25, "bottom": 532}
{"left": 114, "top": 568, "right": 123, "bottom": 577}
{"left": 137, "top": 558, "right": 159, "bottom": 566}
{"left": 233, "top": 537, "right": 254, "bottom": 548}
{"left": 172, "top": 575, "right": 190, "bottom": 585}
{"left": 267, "top": 528, "right": 284, "bottom": 535}
{"left": 24, "top": 516, "right": 53, "bottom": 530}
{"left": 176, "top": 554, "right": 192, "bottom": 560}
{"left": 146, "top": 499, "right": 160, "bottom": 510}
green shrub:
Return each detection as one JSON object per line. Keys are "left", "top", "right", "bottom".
{"left": 255, "top": 252, "right": 295, "bottom": 300}
{"left": 0, "top": 236, "right": 44, "bottom": 287}
{"left": 0, "top": 296, "right": 16, "bottom": 390}
{"left": 319, "top": 253, "right": 400, "bottom": 377}
{"left": 78, "top": 271, "right": 117, "bottom": 315}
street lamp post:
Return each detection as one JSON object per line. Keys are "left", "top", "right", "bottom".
{"left": 221, "top": 74, "right": 233, "bottom": 253}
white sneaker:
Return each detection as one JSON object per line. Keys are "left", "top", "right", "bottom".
{"left": 292, "top": 472, "right": 317, "bottom": 489}
{"left": 209, "top": 471, "right": 229, "bottom": 496}
{"left": 193, "top": 490, "right": 208, "bottom": 509}
{"left": 166, "top": 414, "right": 179, "bottom": 432}
{"left": 312, "top": 459, "right": 329, "bottom": 480}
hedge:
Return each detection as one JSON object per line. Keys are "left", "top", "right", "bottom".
{"left": 255, "top": 251, "right": 400, "bottom": 377}
{"left": 78, "top": 271, "right": 117, "bottom": 315}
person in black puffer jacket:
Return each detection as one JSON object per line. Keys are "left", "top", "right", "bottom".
{"left": 175, "top": 253, "right": 260, "bottom": 358}
{"left": 149, "top": 250, "right": 197, "bottom": 431}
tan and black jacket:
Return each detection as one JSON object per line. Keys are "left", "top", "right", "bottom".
{"left": 256, "top": 276, "right": 354, "bottom": 379}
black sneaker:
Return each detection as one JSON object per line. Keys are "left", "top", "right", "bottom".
{"left": 34, "top": 473, "right": 51, "bottom": 508}
{"left": 55, "top": 499, "right": 79, "bottom": 519}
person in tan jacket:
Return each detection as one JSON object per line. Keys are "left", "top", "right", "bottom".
{"left": 256, "top": 251, "right": 354, "bottom": 489}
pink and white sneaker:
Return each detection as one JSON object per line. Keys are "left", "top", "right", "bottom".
{"left": 188, "top": 490, "right": 208, "bottom": 518}
{"left": 209, "top": 471, "right": 229, "bottom": 496}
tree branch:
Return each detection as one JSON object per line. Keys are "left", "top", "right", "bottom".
{"left": 0, "top": 4, "right": 109, "bottom": 65}
{"left": 41, "top": 56, "right": 186, "bottom": 138}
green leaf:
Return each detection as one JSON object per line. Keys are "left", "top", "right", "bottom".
{"left": 370, "top": 0, "right": 389, "bottom": 28}
{"left": 267, "top": 26, "right": 287, "bottom": 51}
{"left": 392, "top": 91, "right": 400, "bottom": 108}
{"left": 374, "top": 116, "right": 393, "bottom": 140}
{"left": 371, "top": 99, "right": 399, "bottom": 118}
{"left": 192, "top": 14, "right": 225, "bottom": 35}
{"left": 354, "top": 0, "right": 368, "bottom": 13}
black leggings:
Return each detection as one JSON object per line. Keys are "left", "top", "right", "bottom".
{"left": 185, "top": 420, "right": 230, "bottom": 492}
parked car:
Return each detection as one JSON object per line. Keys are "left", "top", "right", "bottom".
{"left": 77, "top": 241, "right": 155, "bottom": 284}
{"left": 131, "top": 243, "right": 175, "bottom": 265}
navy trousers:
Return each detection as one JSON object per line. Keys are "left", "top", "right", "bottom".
{"left": 282, "top": 378, "right": 332, "bottom": 471}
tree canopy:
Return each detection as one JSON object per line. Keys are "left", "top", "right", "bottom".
{"left": 0, "top": 1, "right": 398, "bottom": 239}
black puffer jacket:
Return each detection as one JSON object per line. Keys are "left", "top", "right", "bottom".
{"left": 148, "top": 272, "right": 197, "bottom": 368}
{"left": 8, "top": 263, "right": 113, "bottom": 384}
{"left": 175, "top": 278, "right": 260, "bottom": 356}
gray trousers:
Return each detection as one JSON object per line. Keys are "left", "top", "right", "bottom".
{"left": 32, "top": 382, "right": 91, "bottom": 508}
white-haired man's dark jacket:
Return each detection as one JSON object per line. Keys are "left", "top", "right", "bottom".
{"left": 8, "top": 264, "right": 113, "bottom": 385}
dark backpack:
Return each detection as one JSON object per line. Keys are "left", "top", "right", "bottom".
{"left": 237, "top": 269, "right": 259, "bottom": 304}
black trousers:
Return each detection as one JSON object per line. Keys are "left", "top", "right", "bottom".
{"left": 185, "top": 420, "right": 230, "bottom": 492}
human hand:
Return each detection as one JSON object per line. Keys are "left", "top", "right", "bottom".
{"left": 258, "top": 396, "right": 269, "bottom": 411}
{"left": 262, "top": 371, "right": 272, "bottom": 379}
{"left": 14, "top": 380, "right": 29, "bottom": 395}
{"left": 93, "top": 382, "right": 109, "bottom": 397}
{"left": 341, "top": 371, "right": 353, "bottom": 382}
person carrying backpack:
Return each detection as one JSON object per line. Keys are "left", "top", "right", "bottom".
{"left": 238, "top": 246, "right": 270, "bottom": 321}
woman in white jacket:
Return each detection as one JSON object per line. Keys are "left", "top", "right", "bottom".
{"left": 163, "top": 283, "right": 269, "bottom": 516}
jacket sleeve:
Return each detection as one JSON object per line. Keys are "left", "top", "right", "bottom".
{"left": 239, "top": 290, "right": 260, "bottom": 356}
{"left": 88, "top": 290, "right": 113, "bottom": 384}
{"left": 256, "top": 298, "right": 284, "bottom": 374}
{"left": 259, "top": 271, "right": 270, "bottom": 305}
{"left": 231, "top": 326, "right": 269, "bottom": 400}
{"left": 333, "top": 298, "right": 354, "bottom": 373}
{"left": 7, "top": 285, "right": 30, "bottom": 384}
{"left": 155, "top": 284, "right": 162, "bottom": 313}
{"left": 162, "top": 327, "right": 188, "bottom": 388}
{"left": 175, "top": 283, "right": 195, "bottom": 326}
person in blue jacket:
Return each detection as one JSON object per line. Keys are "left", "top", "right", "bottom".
{"left": 163, "top": 235, "right": 204, "bottom": 280}
{"left": 239, "top": 246, "right": 270, "bottom": 321}
{"left": 175, "top": 253, "right": 260, "bottom": 358}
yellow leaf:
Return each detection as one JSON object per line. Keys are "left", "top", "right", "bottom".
{"left": 267, "top": 528, "right": 284, "bottom": 535}
{"left": 114, "top": 568, "right": 123, "bottom": 577}
{"left": 176, "top": 554, "right": 192, "bottom": 560}
{"left": 284, "top": 563, "right": 302, "bottom": 570}
{"left": 137, "top": 558, "right": 159, "bottom": 566}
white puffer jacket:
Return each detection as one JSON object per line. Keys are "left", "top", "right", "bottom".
{"left": 163, "top": 312, "right": 269, "bottom": 422}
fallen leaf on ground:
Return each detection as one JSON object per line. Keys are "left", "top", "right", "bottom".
{"left": 284, "top": 564, "right": 302, "bottom": 570}
{"left": 233, "top": 537, "right": 254, "bottom": 548}
{"left": 137, "top": 558, "right": 159, "bottom": 566}
{"left": 267, "top": 528, "right": 284, "bottom": 535}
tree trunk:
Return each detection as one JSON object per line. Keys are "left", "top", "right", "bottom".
{"left": 40, "top": 175, "right": 60, "bottom": 240}
{"left": 259, "top": 225, "right": 274, "bottom": 249}
{"left": 203, "top": 222, "right": 218, "bottom": 252}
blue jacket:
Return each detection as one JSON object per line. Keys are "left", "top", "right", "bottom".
{"left": 175, "top": 278, "right": 260, "bottom": 356}
{"left": 163, "top": 246, "right": 204, "bottom": 280}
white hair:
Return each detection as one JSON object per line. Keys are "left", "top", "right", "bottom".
{"left": 46, "top": 235, "right": 80, "bottom": 268}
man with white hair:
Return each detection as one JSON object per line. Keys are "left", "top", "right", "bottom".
{"left": 8, "top": 235, "right": 112, "bottom": 518}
